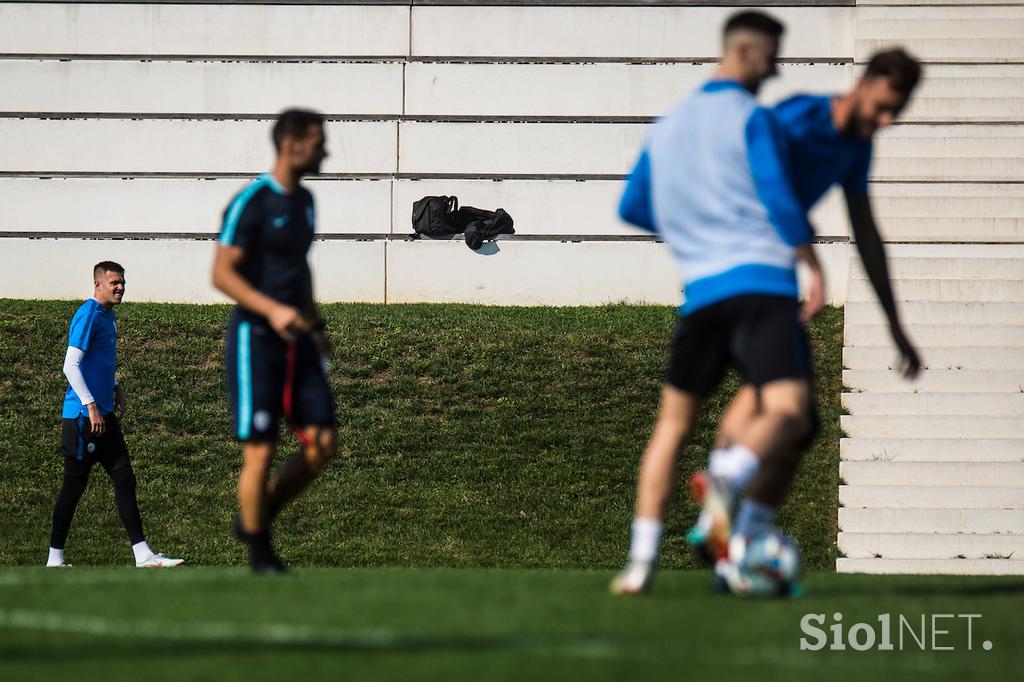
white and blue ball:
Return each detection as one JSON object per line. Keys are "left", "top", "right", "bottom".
{"left": 721, "top": 529, "right": 802, "bottom": 597}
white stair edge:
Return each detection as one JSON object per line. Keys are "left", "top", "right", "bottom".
{"left": 837, "top": 558, "right": 1024, "bottom": 576}
{"left": 840, "top": 438, "right": 1024, "bottom": 462}
{"left": 838, "top": 532, "right": 1024, "bottom": 561}
{"left": 840, "top": 485, "right": 1024, "bottom": 510}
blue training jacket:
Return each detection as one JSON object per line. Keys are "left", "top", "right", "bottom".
{"left": 619, "top": 80, "right": 812, "bottom": 315}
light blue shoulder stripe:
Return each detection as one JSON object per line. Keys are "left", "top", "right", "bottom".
{"left": 218, "top": 177, "right": 267, "bottom": 246}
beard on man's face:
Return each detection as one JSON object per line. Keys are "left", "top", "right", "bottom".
{"left": 843, "top": 104, "right": 873, "bottom": 139}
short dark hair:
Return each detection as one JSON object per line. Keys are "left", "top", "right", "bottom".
{"left": 864, "top": 48, "right": 923, "bottom": 95}
{"left": 723, "top": 10, "right": 785, "bottom": 40}
{"left": 94, "top": 261, "right": 124, "bottom": 280}
{"left": 272, "top": 109, "right": 325, "bottom": 151}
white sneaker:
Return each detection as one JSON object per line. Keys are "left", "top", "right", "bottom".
{"left": 609, "top": 560, "right": 655, "bottom": 595}
{"left": 136, "top": 552, "right": 185, "bottom": 568}
{"left": 45, "top": 560, "right": 72, "bottom": 568}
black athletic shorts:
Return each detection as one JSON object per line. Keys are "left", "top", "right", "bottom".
{"left": 60, "top": 413, "right": 132, "bottom": 475}
{"left": 224, "top": 310, "right": 336, "bottom": 442}
{"left": 665, "top": 294, "right": 813, "bottom": 398}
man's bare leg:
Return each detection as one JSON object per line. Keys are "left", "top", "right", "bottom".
{"left": 715, "top": 385, "right": 758, "bottom": 450}
{"left": 239, "top": 441, "right": 276, "bottom": 534}
{"left": 236, "top": 440, "right": 291, "bottom": 573}
{"left": 635, "top": 386, "right": 702, "bottom": 519}
{"left": 265, "top": 426, "right": 337, "bottom": 521}
{"left": 686, "top": 385, "right": 760, "bottom": 562}
{"left": 706, "top": 385, "right": 761, "bottom": 506}
{"left": 720, "top": 379, "right": 813, "bottom": 546}
{"left": 689, "top": 381, "right": 813, "bottom": 560}
{"left": 611, "top": 386, "right": 701, "bottom": 594}
{"left": 731, "top": 379, "right": 813, "bottom": 506}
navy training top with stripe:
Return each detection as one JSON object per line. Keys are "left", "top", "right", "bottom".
{"left": 771, "top": 94, "right": 873, "bottom": 209}
{"left": 217, "top": 173, "right": 316, "bottom": 315}
{"left": 62, "top": 298, "right": 117, "bottom": 418}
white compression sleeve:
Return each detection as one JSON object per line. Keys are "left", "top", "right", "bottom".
{"left": 63, "top": 346, "right": 95, "bottom": 406}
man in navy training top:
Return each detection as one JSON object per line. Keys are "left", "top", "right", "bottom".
{"left": 710, "top": 49, "right": 924, "bottom": 557}
{"left": 47, "top": 261, "right": 184, "bottom": 568}
{"left": 611, "top": 11, "right": 826, "bottom": 595}
{"left": 212, "top": 109, "right": 336, "bottom": 574}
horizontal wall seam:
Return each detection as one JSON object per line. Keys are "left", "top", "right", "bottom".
{"left": 0, "top": 54, "right": 855, "bottom": 65}
{"left": 1, "top": 1, "right": 857, "bottom": 6}
{"left": 2, "top": 113, "right": 1021, "bottom": 126}
{"left": 3, "top": 172, "right": 1023, "bottom": 184}
{"left": 0, "top": 231, "right": 852, "bottom": 244}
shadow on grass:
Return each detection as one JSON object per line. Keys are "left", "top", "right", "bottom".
{"left": 0, "top": 631, "right": 624, "bottom": 664}
{"left": 805, "top": 575, "right": 1024, "bottom": 600}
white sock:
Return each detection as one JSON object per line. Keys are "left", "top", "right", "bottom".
{"left": 132, "top": 540, "right": 153, "bottom": 563}
{"left": 709, "top": 444, "right": 760, "bottom": 492}
{"left": 46, "top": 547, "right": 64, "bottom": 566}
{"left": 707, "top": 447, "right": 730, "bottom": 480}
{"left": 733, "top": 499, "right": 776, "bottom": 538}
{"left": 629, "top": 517, "right": 664, "bottom": 564}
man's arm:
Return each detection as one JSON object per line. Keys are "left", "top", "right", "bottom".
{"left": 844, "top": 190, "right": 920, "bottom": 378}
{"left": 746, "top": 108, "right": 824, "bottom": 322}
{"left": 211, "top": 244, "right": 306, "bottom": 342}
{"left": 63, "top": 346, "right": 106, "bottom": 435}
{"left": 745, "top": 108, "right": 815, "bottom": 249}
{"left": 795, "top": 244, "right": 825, "bottom": 325}
{"left": 619, "top": 148, "right": 657, "bottom": 234}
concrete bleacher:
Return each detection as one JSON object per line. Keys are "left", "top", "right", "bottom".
{"left": 0, "top": 1, "right": 1021, "bottom": 573}
{"left": 0, "top": 1, "right": 855, "bottom": 304}
{"left": 834, "top": 1, "right": 1024, "bottom": 577}
{"left": 839, "top": 243, "right": 1024, "bottom": 576}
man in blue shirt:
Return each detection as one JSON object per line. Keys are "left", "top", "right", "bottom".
{"left": 212, "top": 109, "right": 337, "bottom": 574}
{"left": 611, "top": 11, "right": 826, "bottom": 595}
{"left": 774, "top": 48, "right": 921, "bottom": 375}
{"left": 47, "top": 261, "right": 183, "bottom": 568}
{"left": 710, "top": 49, "right": 924, "bottom": 576}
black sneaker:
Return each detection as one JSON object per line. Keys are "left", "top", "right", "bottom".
{"left": 232, "top": 515, "right": 247, "bottom": 542}
{"left": 249, "top": 530, "right": 288, "bottom": 575}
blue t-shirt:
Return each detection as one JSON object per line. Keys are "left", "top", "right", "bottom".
{"left": 771, "top": 94, "right": 873, "bottom": 209}
{"left": 62, "top": 299, "right": 117, "bottom": 418}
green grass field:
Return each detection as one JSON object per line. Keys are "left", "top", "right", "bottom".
{"left": 0, "top": 301, "right": 1019, "bottom": 680}
{"left": 1, "top": 568, "right": 1021, "bottom": 681}
{"left": 0, "top": 300, "right": 842, "bottom": 570}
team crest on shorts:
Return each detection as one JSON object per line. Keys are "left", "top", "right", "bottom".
{"left": 253, "top": 410, "right": 271, "bottom": 432}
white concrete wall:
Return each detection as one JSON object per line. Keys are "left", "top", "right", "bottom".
{"left": 855, "top": 5, "right": 1024, "bottom": 63}
{"left": 0, "top": 2, "right": 1018, "bottom": 304}
{"left": 404, "top": 62, "right": 851, "bottom": 118}
{"left": 0, "top": 177, "right": 393, "bottom": 235}
{"left": 0, "top": 60, "right": 405, "bottom": 115}
{"left": 0, "top": 176, "right": 851, "bottom": 240}
{"left": 0, "top": 4, "right": 411, "bottom": 56}
{"left": 0, "top": 237, "right": 850, "bottom": 307}
{"left": 408, "top": 6, "right": 853, "bottom": 59}
{"left": 0, "top": 119, "right": 398, "bottom": 174}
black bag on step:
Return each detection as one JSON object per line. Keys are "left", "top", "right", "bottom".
{"left": 457, "top": 207, "right": 515, "bottom": 250}
{"left": 412, "top": 195, "right": 460, "bottom": 236}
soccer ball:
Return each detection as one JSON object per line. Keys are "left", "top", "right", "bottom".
{"left": 718, "top": 529, "right": 802, "bottom": 597}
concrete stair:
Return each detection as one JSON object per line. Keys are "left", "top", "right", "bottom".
{"left": 839, "top": 250, "right": 1024, "bottom": 575}
{"left": 843, "top": 369, "right": 1024, "bottom": 393}
{"left": 843, "top": 347, "right": 1024, "bottom": 371}
{"left": 840, "top": 438, "right": 1023, "bottom": 463}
